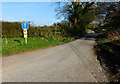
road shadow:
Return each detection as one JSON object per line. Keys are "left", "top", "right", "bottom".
{"left": 79, "top": 33, "right": 98, "bottom": 40}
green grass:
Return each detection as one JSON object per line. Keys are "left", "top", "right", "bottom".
{"left": 2, "top": 37, "right": 75, "bottom": 56}
{"left": 95, "top": 38, "right": 110, "bottom": 44}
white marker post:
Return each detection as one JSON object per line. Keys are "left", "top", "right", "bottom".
{"left": 22, "top": 22, "right": 29, "bottom": 44}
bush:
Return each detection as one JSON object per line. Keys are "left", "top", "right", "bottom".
{"left": 2, "top": 21, "right": 64, "bottom": 38}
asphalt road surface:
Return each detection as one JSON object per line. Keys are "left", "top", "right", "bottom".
{"left": 2, "top": 37, "right": 108, "bottom": 82}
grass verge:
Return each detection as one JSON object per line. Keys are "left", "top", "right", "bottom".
{"left": 95, "top": 37, "right": 120, "bottom": 82}
{"left": 2, "top": 37, "right": 75, "bottom": 56}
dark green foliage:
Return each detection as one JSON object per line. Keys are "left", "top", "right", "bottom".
{"left": 2, "top": 21, "right": 22, "bottom": 38}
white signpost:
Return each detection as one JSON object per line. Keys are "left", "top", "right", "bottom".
{"left": 22, "top": 22, "right": 29, "bottom": 44}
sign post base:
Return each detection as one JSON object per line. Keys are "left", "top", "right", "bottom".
{"left": 25, "top": 38, "right": 27, "bottom": 44}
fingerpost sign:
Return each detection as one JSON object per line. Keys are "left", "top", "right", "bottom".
{"left": 22, "top": 22, "right": 29, "bottom": 44}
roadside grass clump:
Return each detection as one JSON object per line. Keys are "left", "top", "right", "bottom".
{"left": 2, "top": 37, "right": 75, "bottom": 56}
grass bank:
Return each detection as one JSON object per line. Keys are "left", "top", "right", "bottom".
{"left": 95, "top": 37, "right": 120, "bottom": 82}
{"left": 2, "top": 37, "right": 75, "bottom": 56}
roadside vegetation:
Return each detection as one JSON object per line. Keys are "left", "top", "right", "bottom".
{"left": 1, "top": 21, "right": 76, "bottom": 56}
{"left": 94, "top": 2, "right": 120, "bottom": 82}
{"left": 2, "top": 37, "right": 74, "bottom": 56}
{"left": 96, "top": 37, "right": 120, "bottom": 82}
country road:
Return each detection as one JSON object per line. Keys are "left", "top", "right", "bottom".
{"left": 2, "top": 36, "right": 108, "bottom": 82}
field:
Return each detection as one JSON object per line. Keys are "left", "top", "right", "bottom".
{"left": 2, "top": 37, "right": 75, "bottom": 56}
